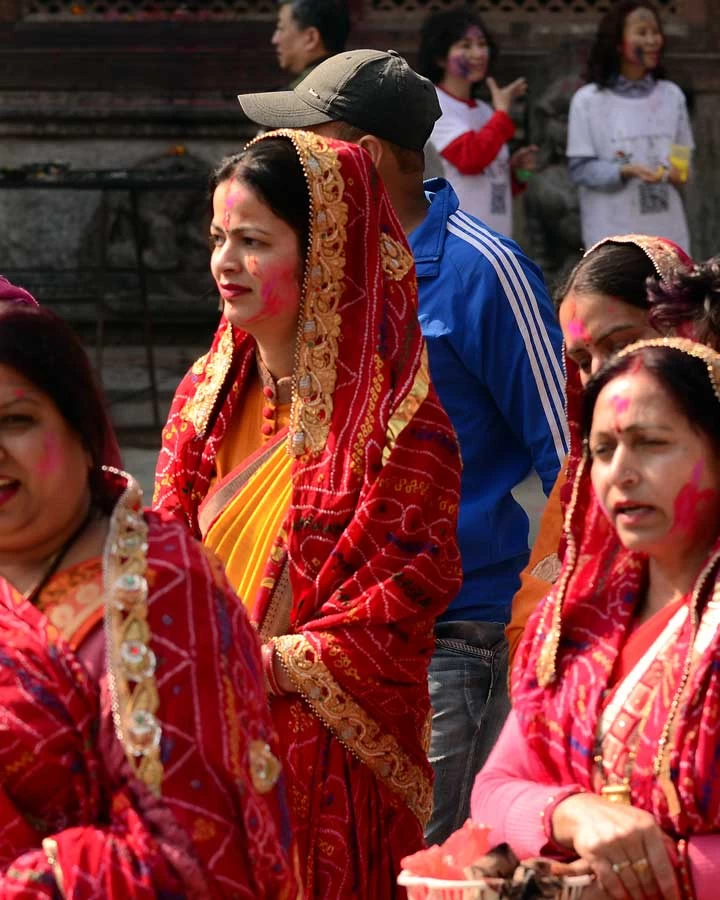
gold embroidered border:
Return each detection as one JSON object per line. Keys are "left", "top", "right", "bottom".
{"left": 249, "top": 130, "right": 346, "bottom": 458}
{"left": 273, "top": 633, "right": 432, "bottom": 825}
{"left": 380, "top": 232, "right": 414, "bottom": 282}
{"left": 180, "top": 322, "right": 234, "bottom": 436}
{"left": 103, "top": 468, "right": 163, "bottom": 795}
{"left": 382, "top": 347, "right": 431, "bottom": 466}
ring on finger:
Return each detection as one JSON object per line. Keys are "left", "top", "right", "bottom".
{"left": 611, "top": 860, "right": 633, "bottom": 874}
{"left": 632, "top": 857, "right": 650, "bottom": 875}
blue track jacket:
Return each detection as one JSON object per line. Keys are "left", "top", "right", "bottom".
{"left": 409, "top": 179, "right": 568, "bottom": 623}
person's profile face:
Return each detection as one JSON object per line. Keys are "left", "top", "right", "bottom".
{"left": 209, "top": 178, "right": 304, "bottom": 345}
{"left": 560, "top": 289, "right": 657, "bottom": 386}
{"left": 271, "top": 4, "right": 314, "bottom": 75}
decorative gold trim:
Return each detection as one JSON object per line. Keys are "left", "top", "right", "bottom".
{"left": 247, "top": 130, "right": 346, "bottom": 459}
{"left": 180, "top": 322, "right": 234, "bottom": 436}
{"left": 248, "top": 740, "right": 282, "bottom": 794}
{"left": 615, "top": 336, "right": 720, "bottom": 405}
{"left": 584, "top": 234, "right": 690, "bottom": 284}
{"left": 103, "top": 467, "right": 163, "bottom": 795}
{"left": 273, "top": 633, "right": 433, "bottom": 825}
{"left": 535, "top": 452, "right": 585, "bottom": 688}
{"left": 530, "top": 553, "right": 562, "bottom": 585}
{"left": 382, "top": 347, "right": 431, "bottom": 466}
{"left": 380, "top": 231, "right": 414, "bottom": 282}
{"left": 42, "top": 837, "right": 66, "bottom": 898}
{"left": 258, "top": 558, "right": 293, "bottom": 642}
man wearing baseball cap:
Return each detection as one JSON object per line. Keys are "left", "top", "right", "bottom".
{"left": 239, "top": 50, "right": 568, "bottom": 844}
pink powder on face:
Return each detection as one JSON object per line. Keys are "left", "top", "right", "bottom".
{"left": 36, "top": 431, "right": 62, "bottom": 477}
{"left": 448, "top": 55, "right": 473, "bottom": 80}
{"left": 566, "top": 319, "right": 591, "bottom": 342}
{"left": 244, "top": 261, "right": 301, "bottom": 326}
{"left": 672, "top": 460, "right": 717, "bottom": 534}
{"left": 223, "top": 188, "right": 245, "bottom": 230}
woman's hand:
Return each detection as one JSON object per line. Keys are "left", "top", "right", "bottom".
{"left": 487, "top": 76, "right": 528, "bottom": 114}
{"left": 272, "top": 653, "right": 296, "bottom": 694}
{"left": 552, "top": 792, "right": 680, "bottom": 899}
{"left": 510, "top": 145, "right": 539, "bottom": 173}
{"left": 620, "top": 163, "right": 664, "bottom": 183}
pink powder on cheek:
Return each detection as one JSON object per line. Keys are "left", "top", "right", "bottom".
{"left": 671, "top": 461, "right": 717, "bottom": 534}
{"left": 245, "top": 262, "right": 301, "bottom": 325}
{"left": 36, "top": 431, "right": 62, "bottom": 478}
{"left": 447, "top": 54, "right": 472, "bottom": 80}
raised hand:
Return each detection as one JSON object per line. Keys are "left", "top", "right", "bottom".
{"left": 487, "top": 76, "right": 528, "bottom": 114}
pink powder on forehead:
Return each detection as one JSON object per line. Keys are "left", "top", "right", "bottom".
{"left": 222, "top": 186, "right": 249, "bottom": 229}
{"left": 566, "top": 319, "right": 591, "bottom": 342}
{"left": 609, "top": 392, "right": 631, "bottom": 415}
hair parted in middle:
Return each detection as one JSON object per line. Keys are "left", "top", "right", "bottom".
{"left": 210, "top": 135, "right": 311, "bottom": 257}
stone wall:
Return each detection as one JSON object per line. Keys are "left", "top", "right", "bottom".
{"left": 0, "top": 0, "right": 718, "bottom": 307}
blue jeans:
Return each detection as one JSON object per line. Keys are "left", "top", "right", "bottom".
{"left": 425, "top": 620, "right": 511, "bottom": 845}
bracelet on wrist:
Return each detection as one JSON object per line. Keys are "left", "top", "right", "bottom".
{"left": 262, "top": 642, "right": 285, "bottom": 696}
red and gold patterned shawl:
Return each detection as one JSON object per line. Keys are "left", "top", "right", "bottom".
{"left": 513, "top": 337, "right": 720, "bottom": 840}
{"left": 0, "top": 470, "right": 297, "bottom": 898}
{"left": 153, "top": 131, "right": 463, "bottom": 827}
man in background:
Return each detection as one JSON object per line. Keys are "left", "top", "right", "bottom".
{"left": 238, "top": 50, "right": 567, "bottom": 844}
{"left": 272, "top": 0, "right": 351, "bottom": 88}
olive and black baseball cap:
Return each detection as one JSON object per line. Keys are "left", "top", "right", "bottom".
{"left": 237, "top": 49, "right": 441, "bottom": 152}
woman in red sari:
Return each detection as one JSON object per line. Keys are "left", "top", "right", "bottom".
{"left": 153, "top": 130, "right": 463, "bottom": 897}
{"left": 0, "top": 298, "right": 298, "bottom": 898}
{"left": 506, "top": 235, "right": 694, "bottom": 666}
{"left": 473, "top": 337, "right": 720, "bottom": 899}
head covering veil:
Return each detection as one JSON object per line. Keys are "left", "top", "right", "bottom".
{"left": 154, "top": 130, "right": 462, "bottom": 825}
{"left": 514, "top": 336, "right": 720, "bottom": 838}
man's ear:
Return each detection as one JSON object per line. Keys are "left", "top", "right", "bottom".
{"left": 302, "top": 25, "right": 323, "bottom": 55}
{"left": 356, "top": 134, "right": 385, "bottom": 169}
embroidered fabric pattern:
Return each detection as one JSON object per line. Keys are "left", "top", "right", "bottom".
{"left": 102, "top": 468, "right": 162, "bottom": 794}
{"left": 273, "top": 632, "right": 433, "bottom": 824}
{"left": 153, "top": 130, "right": 463, "bottom": 895}
{"left": 514, "top": 338, "right": 720, "bottom": 839}
{"left": 179, "top": 323, "right": 235, "bottom": 437}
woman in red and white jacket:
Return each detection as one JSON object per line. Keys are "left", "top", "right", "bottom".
{"left": 418, "top": 7, "right": 537, "bottom": 238}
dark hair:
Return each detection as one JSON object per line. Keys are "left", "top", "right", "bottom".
{"left": 211, "top": 136, "right": 311, "bottom": 255}
{"left": 279, "top": 0, "right": 350, "bottom": 54}
{"left": 555, "top": 241, "right": 657, "bottom": 312}
{"left": 330, "top": 121, "right": 424, "bottom": 175}
{"left": 586, "top": 1, "right": 666, "bottom": 88}
{"left": 0, "top": 304, "right": 121, "bottom": 513}
{"left": 582, "top": 344, "right": 720, "bottom": 452}
{"left": 649, "top": 258, "right": 720, "bottom": 353}
{"left": 417, "top": 7, "right": 497, "bottom": 86}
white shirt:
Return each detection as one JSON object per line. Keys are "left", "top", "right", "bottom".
{"left": 429, "top": 88, "right": 512, "bottom": 237}
{"left": 567, "top": 79, "right": 694, "bottom": 252}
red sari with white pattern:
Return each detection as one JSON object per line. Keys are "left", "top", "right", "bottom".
{"left": 0, "top": 470, "right": 298, "bottom": 899}
{"left": 513, "top": 338, "right": 720, "bottom": 886}
{"left": 153, "top": 131, "right": 463, "bottom": 897}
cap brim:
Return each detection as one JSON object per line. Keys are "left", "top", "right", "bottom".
{"left": 237, "top": 90, "right": 335, "bottom": 128}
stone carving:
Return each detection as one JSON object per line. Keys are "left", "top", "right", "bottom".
{"left": 523, "top": 74, "right": 583, "bottom": 291}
